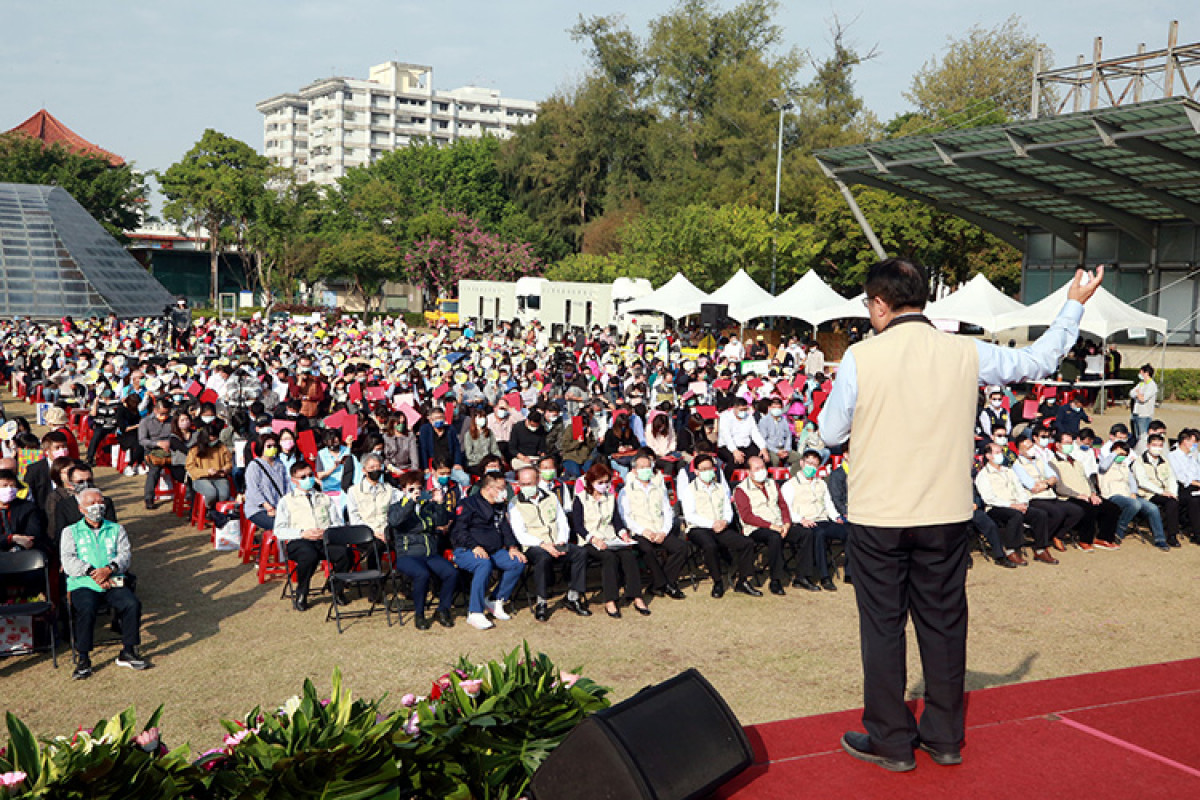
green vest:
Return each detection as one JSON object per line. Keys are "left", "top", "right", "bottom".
{"left": 67, "top": 518, "right": 121, "bottom": 592}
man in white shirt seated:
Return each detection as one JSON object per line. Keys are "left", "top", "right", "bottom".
{"left": 717, "top": 398, "right": 766, "bottom": 478}
{"left": 1098, "top": 441, "right": 1167, "bottom": 550}
{"left": 1012, "top": 433, "right": 1083, "bottom": 553}
{"left": 344, "top": 453, "right": 399, "bottom": 542}
{"left": 978, "top": 387, "right": 1011, "bottom": 440}
{"left": 509, "top": 467, "right": 591, "bottom": 620}
{"left": 618, "top": 453, "right": 688, "bottom": 600}
{"left": 1132, "top": 433, "right": 1181, "bottom": 548}
{"left": 975, "top": 442, "right": 1055, "bottom": 565}
{"left": 1167, "top": 428, "right": 1200, "bottom": 544}
{"left": 678, "top": 453, "right": 755, "bottom": 599}
{"left": 780, "top": 450, "right": 847, "bottom": 591}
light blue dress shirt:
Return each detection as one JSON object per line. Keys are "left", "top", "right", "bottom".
{"left": 819, "top": 300, "right": 1085, "bottom": 445}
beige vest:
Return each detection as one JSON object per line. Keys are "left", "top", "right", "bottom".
{"left": 738, "top": 478, "right": 783, "bottom": 527}
{"left": 281, "top": 490, "right": 333, "bottom": 532}
{"left": 625, "top": 480, "right": 666, "bottom": 530}
{"left": 980, "top": 466, "right": 1024, "bottom": 506}
{"left": 1099, "top": 463, "right": 1133, "bottom": 499}
{"left": 349, "top": 481, "right": 392, "bottom": 534}
{"left": 1017, "top": 457, "right": 1056, "bottom": 500}
{"left": 848, "top": 320, "right": 978, "bottom": 526}
{"left": 1054, "top": 457, "right": 1092, "bottom": 497}
{"left": 1134, "top": 455, "right": 1174, "bottom": 498}
{"left": 689, "top": 480, "right": 728, "bottom": 526}
{"left": 513, "top": 491, "right": 561, "bottom": 545}
{"left": 581, "top": 493, "right": 617, "bottom": 543}
{"left": 786, "top": 476, "right": 829, "bottom": 522}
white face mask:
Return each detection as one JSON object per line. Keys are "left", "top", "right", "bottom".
{"left": 990, "top": 453, "right": 1006, "bottom": 465}
{"left": 991, "top": 399, "right": 1002, "bottom": 408}
{"left": 1149, "top": 446, "right": 1163, "bottom": 456}
{"left": 751, "top": 469, "right": 768, "bottom": 484}
{"left": 84, "top": 502, "right": 106, "bottom": 523}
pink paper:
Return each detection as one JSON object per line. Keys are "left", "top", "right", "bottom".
{"left": 271, "top": 419, "right": 296, "bottom": 434}
{"left": 397, "top": 403, "right": 422, "bottom": 427}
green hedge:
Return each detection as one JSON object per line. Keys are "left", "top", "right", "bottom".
{"left": 0, "top": 644, "right": 608, "bottom": 799}
{"left": 1115, "top": 368, "right": 1200, "bottom": 403}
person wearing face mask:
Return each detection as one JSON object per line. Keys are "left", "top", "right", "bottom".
{"left": 24, "top": 430, "right": 71, "bottom": 511}
{"left": 137, "top": 401, "right": 175, "bottom": 510}
{"left": 975, "top": 442, "right": 1048, "bottom": 566}
{"left": 781, "top": 450, "right": 848, "bottom": 591}
{"left": 759, "top": 397, "right": 802, "bottom": 474}
{"left": 1098, "top": 423, "right": 1131, "bottom": 471}
{"left": 509, "top": 467, "right": 590, "bottom": 621}
{"left": 1012, "top": 433, "right": 1083, "bottom": 555}
{"left": 382, "top": 415, "right": 419, "bottom": 475}
{"left": 558, "top": 407, "right": 599, "bottom": 480}
{"left": 1167, "top": 429, "right": 1200, "bottom": 545}
{"left": 86, "top": 381, "right": 124, "bottom": 466}
{"left": 978, "top": 388, "right": 1011, "bottom": 440}
{"left": 274, "top": 461, "right": 352, "bottom": 612}
{"left": 536, "top": 455, "right": 572, "bottom": 507}
{"left": 245, "top": 433, "right": 289, "bottom": 531}
{"left": 462, "top": 410, "right": 501, "bottom": 476}
{"left": 572, "top": 462, "right": 647, "bottom": 618}
{"left": 346, "top": 453, "right": 402, "bottom": 545}
{"left": 1053, "top": 394, "right": 1091, "bottom": 438}
{"left": 0, "top": 468, "right": 49, "bottom": 558}
{"left": 451, "top": 473, "right": 527, "bottom": 630}
{"left": 1132, "top": 419, "right": 1167, "bottom": 458}
{"left": 542, "top": 404, "right": 564, "bottom": 460}
{"left": 1098, "top": 441, "right": 1165, "bottom": 549}
{"left": 509, "top": 409, "right": 548, "bottom": 471}
{"left": 618, "top": 453, "right": 688, "bottom": 600}
{"left": 679, "top": 454, "right": 754, "bottom": 599}
{"left": 1132, "top": 433, "right": 1181, "bottom": 549}
{"left": 1049, "top": 431, "right": 1121, "bottom": 552}
{"left": 387, "top": 472, "right": 457, "bottom": 630}
{"left": 717, "top": 398, "right": 766, "bottom": 478}
{"left": 276, "top": 429, "right": 302, "bottom": 473}
{"left": 730, "top": 455, "right": 792, "bottom": 595}
{"left": 417, "top": 408, "right": 468, "bottom": 488}
{"left": 61, "top": 487, "right": 147, "bottom": 679}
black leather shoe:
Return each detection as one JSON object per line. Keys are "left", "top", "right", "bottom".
{"left": 918, "top": 741, "right": 963, "bottom": 766}
{"left": 72, "top": 656, "right": 93, "bottom": 680}
{"left": 414, "top": 613, "right": 432, "bottom": 630}
{"left": 769, "top": 580, "right": 786, "bottom": 596}
{"left": 664, "top": 584, "right": 686, "bottom": 600}
{"left": 634, "top": 603, "right": 652, "bottom": 616}
{"left": 565, "top": 597, "right": 592, "bottom": 617}
{"left": 819, "top": 578, "right": 837, "bottom": 592}
{"left": 606, "top": 605, "right": 622, "bottom": 619}
{"left": 435, "top": 610, "right": 455, "bottom": 628}
{"left": 734, "top": 580, "right": 763, "bottom": 597}
{"left": 994, "top": 554, "right": 1017, "bottom": 568}
{"left": 292, "top": 592, "right": 309, "bottom": 612}
{"left": 534, "top": 602, "right": 549, "bottom": 622}
{"left": 840, "top": 731, "right": 916, "bottom": 772}
{"left": 792, "top": 577, "right": 821, "bottom": 592}
{"left": 1168, "top": 536, "right": 1182, "bottom": 548}
{"left": 711, "top": 581, "right": 726, "bottom": 599}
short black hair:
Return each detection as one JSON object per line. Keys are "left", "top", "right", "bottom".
{"left": 1148, "top": 432, "right": 1166, "bottom": 445}
{"left": 1109, "top": 423, "right": 1129, "bottom": 436}
{"left": 1111, "top": 440, "right": 1131, "bottom": 455}
{"left": 864, "top": 258, "right": 928, "bottom": 310}
{"left": 1140, "top": 364, "right": 1155, "bottom": 377}
{"left": 289, "top": 461, "right": 312, "bottom": 477}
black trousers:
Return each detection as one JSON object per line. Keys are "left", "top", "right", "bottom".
{"left": 1066, "top": 497, "right": 1121, "bottom": 544}
{"left": 286, "top": 539, "right": 350, "bottom": 596}
{"left": 524, "top": 542, "right": 588, "bottom": 600}
{"left": 71, "top": 586, "right": 141, "bottom": 655}
{"left": 588, "top": 544, "right": 641, "bottom": 603}
{"left": 748, "top": 526, "right": 788, "bottom": 583}
{"left": 848, "top": 521, "right": 970, "bottom": 761}
{"left": 1149, "top": 494, "right": 1180, "bottom": 540}
{"left": 1178, "top": 484, "right": 1200, "bottom": 538}
{"left": 972, "top": 508, "right": 1005, "bottom": 558}
{"left": 717, "top": 443, "right": 760, "bottom": 478}
{"left": 86, "top": 426, "right": 115, "bottom": 465}
{"left": 985, "top": 507, "right": 1026, "bottom": 552}
{"left": 688, "top": 526, "right": 753, "bottom": 584}
{"left": 635, "top": 531, "right": 687, "bottom": 589}
{"left": 812, "top": 520, "right": 848, "bottom": 580}
{"left": 1028, "top": 498, "right": 1084, "bottom": 542}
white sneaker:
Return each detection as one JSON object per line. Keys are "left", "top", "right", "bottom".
{"left": 488, "top": 599, "right": 511, "bottom": 620}
{"left": 123, "top": 467, "right": 136, "bottom": 477}
{"left": 466, "top": 612, "right": 494, "bottom": 630}
{"left": 137, "top": 465, "right": 149, "bottom": 475}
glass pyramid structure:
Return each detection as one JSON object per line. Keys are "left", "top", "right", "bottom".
{"left": 0, "top": 182, "right": 175, "bottom": 318}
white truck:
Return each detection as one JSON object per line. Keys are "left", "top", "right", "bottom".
{"left": 459, "top": 276, "right": 659, "bottom": 335}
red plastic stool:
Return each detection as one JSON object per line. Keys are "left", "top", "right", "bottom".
{"left": 210, "top": 500, "right": 240, "bottom": 546}
{"left": 172, "top": 482, "right": 189, "bottom": 517}
{"left": 154, "top": 475, "right": 174, "bottom": 503}
{"left": 257, "top": 532, "right": 288, "bottom": 584}
{"left": 31, "top": 386, "right": 45, "bottom": 403}
{"left": 191, "top": 494, "right": 209, "bottom": 530}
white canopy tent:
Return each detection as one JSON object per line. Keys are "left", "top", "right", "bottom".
{"left": 705, "top": 268, "right": 775, "bottom": 323}
{"left": 622, "top": 272, "right": 710, "bottom": 319}
{"left": 924, "top": 273, "right": 1026, "bottom": 332}
{"left": 741, "top": 270, "right": 850, "bottom": 324}
{"left": 809, "top": 292, "right": 871, "bottom": 327}
{"left": 993, "top": 283, "right": 1167, "bottom": 340}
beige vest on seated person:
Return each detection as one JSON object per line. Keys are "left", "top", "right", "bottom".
{"left": 581, "top": 493, "right": 617, "bottom": 543}
{"left": 348, "top": 481, "right": 392, "bottom": 534}
{"left": 281, "top": 489, "right": 333, "bottom": 532}
{"left": 738, "top": 478, "right": 783, "bottom": 527}
{"left": 1054, "top": 456, "right": 1092, "bottom": 497}
{"left": 689, "top": 480, "right": 729, "bottom": 528}
{"left": 513, "top": 491, "right": 561, "bottom": 545}
{"left": 848, "top": 319, "right": 979, "bottom": 527}
{"left": 625, "top": 481, "right": 666, "bottom": 530}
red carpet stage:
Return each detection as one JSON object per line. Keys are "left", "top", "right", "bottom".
{"left": 717, "top": 658, "right": 1200, "bottom": 799}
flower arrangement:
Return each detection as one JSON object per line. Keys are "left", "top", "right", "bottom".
{"left": 0, "top": 644, "right": 608, "bottom": 799}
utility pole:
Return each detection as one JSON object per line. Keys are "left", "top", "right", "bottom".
{"left": 770, "top": 96, "right": 794, "bottom": 295}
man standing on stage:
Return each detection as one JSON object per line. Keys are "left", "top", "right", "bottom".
{"left": 819, "top": 258, "right": 1103, "bottom": 772}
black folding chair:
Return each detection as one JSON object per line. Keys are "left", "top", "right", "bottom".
{"left": 323, "top": 525, "right": 392, "bottom": 633}
{"left": 0, "top": 550, "right": 60, "bottom": 667}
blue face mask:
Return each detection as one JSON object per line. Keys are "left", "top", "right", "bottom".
{"left": 436, "top": 475, "right": 451, "bottom": 487}
{"left": 433, "top": 420, "right": 446, "bottom": 430}
{"left": 298, "top": 476, "right": 316, "bottom": 491}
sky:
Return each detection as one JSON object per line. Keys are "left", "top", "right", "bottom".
{"left": 0, "top": 0, "right": 1192, "bottom": 180}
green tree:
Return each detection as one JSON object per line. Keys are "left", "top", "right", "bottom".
{"left": 310, "top": 230, "right": 401, "bottom": 313}
{"left": 0, "top": 131, "right": 146, "bottom": 238}
{"left": 159, "top": 129, "right": 270, "bottom": 306}
{"left": 245, "top": 175, "right": 323, "bottom": 307}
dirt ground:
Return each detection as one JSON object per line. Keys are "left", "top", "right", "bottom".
{"left": 3, "top": 394, "right": 1199, "bottom": 753}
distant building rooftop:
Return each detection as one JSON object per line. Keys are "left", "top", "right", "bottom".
{"left": 5, "top": 109, "right": 126, "bottom": 167}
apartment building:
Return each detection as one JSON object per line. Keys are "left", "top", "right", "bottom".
{"left": 255, "top": 62, "right": 538, "bottom": 185}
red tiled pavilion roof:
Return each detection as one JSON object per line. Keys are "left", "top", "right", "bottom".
{"left": 6, "top": 109, "right": 125, "bottom": 167}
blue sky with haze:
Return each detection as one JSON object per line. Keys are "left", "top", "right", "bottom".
{"left": 0, "top": 0, "right": 1189, "bottom": 177}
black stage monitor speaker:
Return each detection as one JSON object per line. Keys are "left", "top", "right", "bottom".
{"left": 530, "top": 668, "right": 753, "bottom": 800}
{"left": 700, "top": 303, "right": 728, "bottom": 328}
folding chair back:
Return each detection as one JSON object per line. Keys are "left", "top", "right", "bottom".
{"left": 322, "top": 525, "right": 392, "bottom": 632}
{"left": 0, "top": 550, "right": 59, "bottom": 667}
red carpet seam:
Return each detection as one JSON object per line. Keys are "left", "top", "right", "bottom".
{"left": 1055, "top": 715, "right": 1200, "bottom": 779}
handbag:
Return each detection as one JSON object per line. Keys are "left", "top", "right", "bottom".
{"left": 146, "top": 448, "right": 172, "bottom": 467}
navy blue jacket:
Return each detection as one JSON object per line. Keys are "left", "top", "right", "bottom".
{"left": 451, "top": 492, "right": 518, "bottom": 554}
{"left": 418, "top": 423, "right": 464, "bottom": 470}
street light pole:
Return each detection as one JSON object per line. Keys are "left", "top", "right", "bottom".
{"left": 770, "top": 97, "right": 793, "bottom": 295}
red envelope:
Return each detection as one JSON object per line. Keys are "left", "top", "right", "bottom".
{"left": 366, "top": 386, "right": 386, "bottom": 402}
{"left": 746, "top": 377, "right": 763, "bottom": 391}
{"left": 775, "top": 380, "right": 793, "bottom": 397}
{"left": 713, "top": 379, "right": 732, "bottom": 391}
{"left": 198, "top": 389, "right": 218, "bottom": 404}
{"left": 297, "top": 430, "right": 318, "bottom": 461}
{"left": 572, "top": 416, "right": 585, "bottom": 440}
{"left": 504, "top": 391, "right": 522, "bottom": 411}
{"left": 341, "top": 416, "right": 359, "bottom": 441}
{"left": 349, "top": 383, "right": 362, "bottom": 403}
{"left": 186, "top": 381, "right": 203, "bottom": 397}
{"left": 444, "top": 401, "right": 455, "bottom": 424}
{"left": 271, "top": 419, "right": 296, "bottom": 434}
{"left": 433, "top": 383, "right": 451, "bottom": 400}
{"left": 696, "top": 405, "right": 718, "bottom": 420}
{"left": 324, "top": 410, "right": 349, "bottom": 430}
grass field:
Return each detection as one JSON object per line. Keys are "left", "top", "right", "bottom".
{"left": 3, "top": 393, "right": 1199, "bottom": 753}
